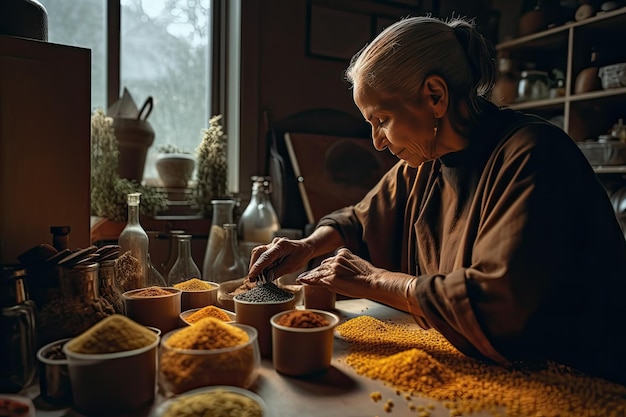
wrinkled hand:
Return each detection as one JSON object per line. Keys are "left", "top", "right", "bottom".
{"left": 247, "top": 237, "right": 315, "bottom": 281}
{"left": 297, "top": 247, "right": 380, "bottom": 299}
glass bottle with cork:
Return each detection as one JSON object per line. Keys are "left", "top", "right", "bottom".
{"left": 117, "top": 192, "right": 149, "bottom": 291}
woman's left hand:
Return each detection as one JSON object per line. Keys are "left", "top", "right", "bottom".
{"left": 297, "top": 247, "right": 381, "bottom": 299}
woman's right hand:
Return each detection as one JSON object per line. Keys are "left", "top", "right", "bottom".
{"left": 247, "top": 237, "right": 315, "bottom": 282}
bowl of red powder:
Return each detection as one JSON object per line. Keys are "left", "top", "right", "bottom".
{"left": 270, "top": 309, "right": 340, "bottom": 376}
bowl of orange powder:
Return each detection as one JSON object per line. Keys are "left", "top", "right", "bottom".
{"left": 159, "top": 318, "right": 260, "bottom": 396}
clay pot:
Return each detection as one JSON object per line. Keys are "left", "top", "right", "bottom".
{"left": 518, "top": 7, "right": 548, "bottom": 36}
{"left": 112, "top": 117, "right": 155, "bottom": 182}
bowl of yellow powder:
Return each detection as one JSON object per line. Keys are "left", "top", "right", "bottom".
{"left": 173, "top": 278, "right": 219, "bottom": 312}
{"left": 159, "top": 318, "right": 260, "bottom": 396}
{"left": 62, "top": 314, "right": 160, "bottom": 416}
{"left": 180, "top": 305, "right": 236, "bottom": 326}
{"left": 151, "top": 385, "right": 266, "bottom": 417}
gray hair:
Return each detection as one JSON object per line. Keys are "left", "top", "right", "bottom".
{"left": 345, "top": 16, "right": 496, "bottom": 135}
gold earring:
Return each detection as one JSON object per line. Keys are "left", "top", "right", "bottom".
{"left": 433, "top": 118, "right": 439, "bottom": 137}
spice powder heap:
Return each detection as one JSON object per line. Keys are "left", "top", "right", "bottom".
{"left": 174, "top": 278, "right": 217, "bottom": 292}
{"left": 131, "top": 286, "right": 173, "bottom": 297}
{"left": 185, "top": 305, "right": 232, "bottom": 324}
{"left": 65, "top": 314, "right": 157, "bottom": 354}
{"left": 276, "top": 310, "right": 329, "bottom": 328}
{"left": 336, "top": 316, "right": 626, "bottom": 417}
{"left": 162, "top": 389, "right": 262, "bottom": 417}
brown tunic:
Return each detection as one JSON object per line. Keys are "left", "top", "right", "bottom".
{"left": 318, "top": 102, "right": 626, "bottom": 384}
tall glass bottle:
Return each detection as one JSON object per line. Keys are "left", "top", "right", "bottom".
{"left": 238, "top": 176, "right": 281, "bottom": 244}
{"left": 210, "top": 223, "right": 247, "bottom": 283}
{"left": 117, "top": 193, "right": 148, "bottom": 290}
{"left": 167, "top": 234, "right": 202, "bottom": 285}
{"left": 202, "top": 199, "right": 235, "bottom": 281}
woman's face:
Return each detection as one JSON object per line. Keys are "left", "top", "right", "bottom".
{"left": 353, "top": 82, "right": 437, "bottom": 168}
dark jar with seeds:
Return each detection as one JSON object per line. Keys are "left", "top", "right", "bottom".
{"left": 38, "top": 262, "right": 115, "bottom": 346}
{"left": 99, "top": 260, "right": 124, "bottom": 314}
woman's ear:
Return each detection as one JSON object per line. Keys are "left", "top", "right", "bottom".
{"left": 423, "top": 75, "right": 448, "bottom": 118}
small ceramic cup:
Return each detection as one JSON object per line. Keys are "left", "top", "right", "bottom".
{"left": 122, "top": 287, "right": 182, "bottom": 334}
{"left": 234, "top": 295, "right": 296, "bottom": 358}
{"left": 303, "top": 284, "right": 336, "bottom": 310}
{"left": 179, "top": 281, "right": 219, "bottom": 312}
{"left": 36, "top": 338, "right": 72, "bottom": 406}
{"left": 270, "top": 309, "right": 340, "bottom": 376}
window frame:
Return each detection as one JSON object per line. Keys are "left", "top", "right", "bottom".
{"left": 105, "top": 0, "right": 241, "bottom": 191}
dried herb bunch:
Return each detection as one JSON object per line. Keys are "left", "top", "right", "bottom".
{"left": 91, "top": 109, "right": 168, "bottom": 221}
{"left": 193, "top": 114, "right": 230, "bottom": 217}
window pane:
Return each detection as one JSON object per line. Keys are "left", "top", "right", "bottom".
{"left": 38, "top": 0, "right": 107, "bottom": 111}
{"left": 121, "top": 0, "right": 211, "bottom": 181}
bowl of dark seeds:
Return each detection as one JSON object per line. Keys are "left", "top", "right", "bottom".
{"left": 234, "top": 282, "right": 295, "bottom": 358}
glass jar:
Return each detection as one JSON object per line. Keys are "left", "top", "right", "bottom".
{"left": 38, "top": 262, "right": 115, "bottom": 347}
{"left": 99, "top": 260, "right": 124, "bottom": 314}
{"left": 167, "top": 234, "right": 202, "bottom": 285}
{"left": 117, "top": 193, "right": 149, "bottom": 290}
{"left": 202, "top": 199, "right": 235, "bottom": 281}
{"left": 0, "top": 266, "right": 37, "bottom": 393}
{"left": 210, "top": 223, "right": 247, "bottom": 283}
{"left": 238, "top": 176, "right": 281, "bottom": 245}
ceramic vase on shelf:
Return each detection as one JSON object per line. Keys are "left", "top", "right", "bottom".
{"left": 575, "top": 47, "right": 602, "bottom": 94}
{"left": 492, "top": 55, "right": 519, "bottom": 105}
{"left": 202, "top": 199, "right": 236, "bottom": 282}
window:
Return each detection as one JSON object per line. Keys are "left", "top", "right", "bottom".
{"left": 40, "top": 0, "right": 213, "bottom": 181}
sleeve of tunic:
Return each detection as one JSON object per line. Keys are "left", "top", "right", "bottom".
{"left": 317, "top": 160, "right": 421, "bottom": 273}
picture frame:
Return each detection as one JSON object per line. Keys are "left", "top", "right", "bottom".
{"left": 306, "top": 2, "right": 373, "bottom": 61}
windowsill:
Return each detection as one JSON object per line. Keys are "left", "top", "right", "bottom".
{"left": 90, "top": 215, "right": 211, "bottom": 244}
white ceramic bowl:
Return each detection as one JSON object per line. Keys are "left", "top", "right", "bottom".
{"left": 217, "top": 278, "right": 247, "bottom": 311}
{"left": 151, "top": 385, "right": 267, "bottom": 417}
{"left": 179, "top": 305, "right": 236, "bottom": 326}
{"left": 599, "top": 62, "right": 626, "bottom": 89}
{"left": 158, "top": 323, "right": 260, "bottom": 396}
{"left": 276, "top": 274, "right": 304, "bottom": 305}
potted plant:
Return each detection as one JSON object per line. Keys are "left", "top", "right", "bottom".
{"left": 91, "top": 109, "right": 167, "bottom": 222}
{"left": 155, "top": 144, "right": 196, "bottom": 189}
{"left": 193, "top": 114, "right": 232, "bottom": 217}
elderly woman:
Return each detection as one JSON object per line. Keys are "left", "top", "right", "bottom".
{"left": 248, "top": 16, "right": 626, "bottom": 384}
